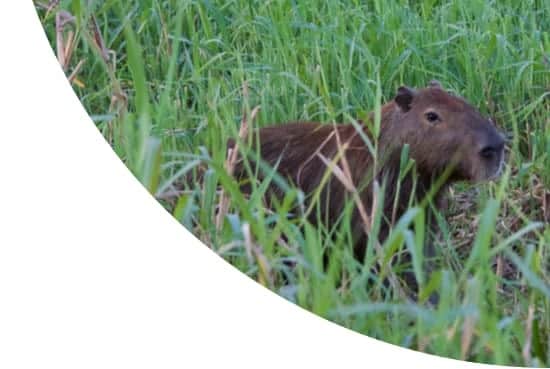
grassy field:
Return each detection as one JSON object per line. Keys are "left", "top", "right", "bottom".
{"left": 36, "top": 0, "right": 549, "bottom": 365}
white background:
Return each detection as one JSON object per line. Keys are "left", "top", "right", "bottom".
{"left": 0, "top": 2, "right": 519, "bottom": 368}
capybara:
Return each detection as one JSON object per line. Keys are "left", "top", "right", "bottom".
{"left": 230, "top": 81, "right": 505, "bottom": 298}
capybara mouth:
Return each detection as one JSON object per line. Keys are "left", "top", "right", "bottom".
{"left": 472, "top": 154, "right": 505, "bottom": 182}
{"left": 488, "top": 155, "right": 505, "bottom": 180}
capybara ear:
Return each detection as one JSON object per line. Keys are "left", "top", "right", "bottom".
{"left": 395, "top": 86, "right": 416, "bottom": 112}
{"left": 428, "top": 80, "right": 443, "bottom": 89}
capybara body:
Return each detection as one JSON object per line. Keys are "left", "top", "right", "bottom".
{"left": 232, "top": 81, "right": 505, "bottom": 263}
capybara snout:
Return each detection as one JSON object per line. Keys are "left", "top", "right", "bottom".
{"left": 477, "top": 130, "right": 505, "bottom": 179}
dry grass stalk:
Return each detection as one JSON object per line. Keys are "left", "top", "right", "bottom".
{"left": 242, "top": 223, "right": 254, "bottom": 263}
{"left": 522, "top": 304, "right": 535, "bottom": 365}
{"left": 67, "top": 59, "right": 86, "bottom": 84}
{"left": 242, "top": 223, "right": 273, "bottom": 288}
{"left": 55, "top": 11, "right": 80, "bottom": 72}
{"left": 42, "top": 8, "right": 86, "bottom": 88}
{"left": 35, "top": 0, "right": 60, "bottom": 18}
{"left": 89, "top": 15, "right": 111, "bottom": 64}
{"left": 297, "top": 129, "right": 337, "bottom": 186}
{"left": 88, "top": 15, "right": 128, "bottom": 116}
{"left": 317, "top": 127, "right": 407, "bottom": 300}
{"left": 216, "top": 241, "right": 240, "bottom": 257}
{"left": 215, "top": 82, "right": 260, "bottom": 231}
{"left": 334, "top": 126, "right": 373, "bottom": 233}
{"left": 87, "top": 14, "right": 128, "bottom": 144}
{"left": 460, "top": 312, "right": 477, "bottom": 360}
{"left": 495, "top": 254, "right": 504, "bottom": 293}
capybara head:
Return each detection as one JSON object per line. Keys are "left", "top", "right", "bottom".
{"left": 387, "top": 81, "right": 505, "bottom": 182}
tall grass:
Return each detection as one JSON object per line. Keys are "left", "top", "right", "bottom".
{"left": 37, "top": 0, "right": 549, "bottom": 365}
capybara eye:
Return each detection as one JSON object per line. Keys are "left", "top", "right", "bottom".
{"left": 425, "top": 111, "right": 439, "bottom": 123}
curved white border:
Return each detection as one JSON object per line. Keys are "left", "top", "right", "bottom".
{"left": 0, "top": 2, "right": 523, "bottom": 368}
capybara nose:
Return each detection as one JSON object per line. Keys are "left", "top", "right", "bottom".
{"left": 479, "top": 135, "right": 505, "bottom": 159}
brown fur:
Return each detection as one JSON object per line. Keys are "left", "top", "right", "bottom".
{"left": 231, "top": 82, "right": 505, "bottom": 261}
